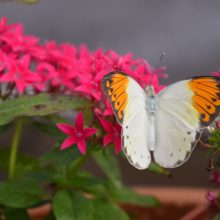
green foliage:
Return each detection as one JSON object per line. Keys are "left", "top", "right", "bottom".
{"left": 0, "top": 94, "right": 91, "bottom": 126}
{"left": 52, "top": 190, "right": 75, "bottom": 220}
{"left": 206, "top": 129, "right": 220, "bottom": 168}
{"left": 52, "top": 190, "right": 130, "bottom": 220}
{"left": 92, "top": 200, "right": 129, "bottom": 220}
{"left": 0, "top": 147, "right": 36, "bottom": 177}
{"left": 105, "top": 182, "right": 160, "bottom": 207}
{"left": 210, "top": 129, "right": 220, "bottom": 149}
{"left": 148, "top": 162, "right": 170, "bottom": 176}
{"left": 41, "top": 146, "right": 82, "bottom": 167}
{"left": 93, "top": 149, "right": 121, "bottom": 187}
{"left": 4, "top": 208, "right": 30, "bottom": 220}
{"left": 70, "top": 191, "right": 93, "bottom": 220}
{"left": 69, "top": 172, "right": 107, "bottom": 196}
{"left": 0, "top": 91, "right": 163, "bottom": 219}
{"left": 0, "top": 178, "right": 43, "bottom": 208}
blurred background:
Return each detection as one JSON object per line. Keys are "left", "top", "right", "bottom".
{"left": 0, "top": 0, "right": 220, "bottom": 187}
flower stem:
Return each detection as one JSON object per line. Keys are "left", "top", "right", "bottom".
{"left": 71, "top": 145, "right": 94, "bottom": 175}
{"left": 8, "top": 118, "right": 23, "bottom": 180}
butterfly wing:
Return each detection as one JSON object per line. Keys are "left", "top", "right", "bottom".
{"left": 101, "top": 71, "right": 151, "bottom": 169}
{"left": 154, "top": 76, "right": 220, "bottom": 168}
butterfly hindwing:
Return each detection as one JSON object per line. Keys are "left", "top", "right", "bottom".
{"left": 102, "top": 71, "right": 151, "bottom": 169}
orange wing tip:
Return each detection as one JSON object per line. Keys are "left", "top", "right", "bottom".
{"left": 101, "top": 71, "right": 129, "bottom": 123}
{"left": 188, "top": 76, "right": 220, "bottom": 126}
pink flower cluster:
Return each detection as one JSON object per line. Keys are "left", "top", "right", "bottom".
{"left": 0, "top": 17, "right": 167, "bottom": 154}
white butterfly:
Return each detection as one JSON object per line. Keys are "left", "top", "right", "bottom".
{"left": 101, "top": 71, "right": 220, "bottom": 169}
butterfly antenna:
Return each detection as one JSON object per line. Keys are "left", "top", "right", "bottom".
{"left": 148, "top": 52, "right": 166, "bottom": 86}
{"left": 156, "top": 52, "right": 166, "bottom": 69}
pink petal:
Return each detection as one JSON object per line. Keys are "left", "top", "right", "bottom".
{"left": 19, "top": 54, "right": 30, "bottom": 67}
{"left": 74, "top": 85, "right": 90, "bottom": 94}
{"left": 84, "top": 128, "right": 97, "bottom": 138}
{"left": 77, "top": 139, "right": 86, "bottom": 155}
{"left": 99, "top": 118, "right": 113, "bottom": 132}
{"left": 60, "top": 136, "right": 76, "bottom": 150}
{"left": 103, "top": 108, "right": 113, "bottom": 116}
{"left": 75, "top": 112, "right": 84, "bottom": 131}
{"left": 94, "top": 108, "right": 102, "bottom": 118}
{"left": 56, "top": 123, "right": 75, "bottom": 135}
{"left": 16, "top": 80, "right": 25, "bottom": 93}
{"left": 114, "top": 137, "right": 122, "bottom": 154}
{"left": 0, "top": 73, "right": 12, "bottom": 82}
{"left": 91, "top": 91, "right": 101, "bottom": 100}
{"left": 103, "top": 134, "right": 113, "bottom": 146}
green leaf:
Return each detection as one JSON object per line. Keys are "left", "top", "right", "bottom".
{"left": 93, "top": 149, "right": 121, "bottom": 186}
{"left": 33, "top": 121, "right": 62, "bottom": 137}
{"left": 0, "top": 178, "right": 43, "bottom": 208}
{"left": 25, "top": 168, "right": 59, "bottom": 184}
{"left": 70, "top": 172, "right": 107, "bottom": 196}
{"left": 92, "top": 200, "right": 129, "bottom": 220}
{"left": 52, "top": 190, "right": 75, "bottom": 220}
{"left": 70, "top": 192, "right": 93, "bottom": 220}
{"left": 0, "top": 147, "right": 36, "bottom": 174}
{"left": 44, "top": 211, "right": 56, "bottom": 220}
{"left": 4, "top": 208, "right": 30, "bottom": 220}
{"left": 0, "top": 94, "right": 91, "bottom": 126}
{"left": 148, "top": 162, "right": 170, "bottom": 176}
{"left": 210, "top": 129, "right": 220, "bottom": 149}
{"left": 42, "top": 146, "right": 82, "bottom": 166}
{"left": 105, "top": 182, "right": 160, "bottom": 207}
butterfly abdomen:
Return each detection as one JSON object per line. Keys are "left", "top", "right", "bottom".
{"left": 147, "top": 113, "right": 156, "bottom": 151}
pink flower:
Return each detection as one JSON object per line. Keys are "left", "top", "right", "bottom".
{"left": 99, "top": 117, "right": 122, "bottom": 154}
{"left": 0, "top": 17, "right": 10, "bottom": 33}
{"left": 216, "top": 120, "right": 220, "bottom": 129}
{"left": 206, "top": 191, "right": 218, "bottom": 207}
{"left": 34, "top": 62, "right": 57, "bottom": 91}
{"left": 75, "top": 71, "right": 104, "bottom": 100}
{"left": 210, "top": 170, "right": 220, "bottom": 185}
{"left": 56, "top": 112, "right": 97, "bottom": 154}
{"left": 105, "top": 50, "right": 142, "bottom": 71}
{"left": 0, "top": 55, "right": 40, "bottom": 93}
{"left": 103, "top": 100, "right": 113, "bottom": 116}
{"left": 0, "top": 50, "right": 6, "bottom": 72}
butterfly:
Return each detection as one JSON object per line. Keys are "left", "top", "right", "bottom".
{"left": 101, "top": 71, "right": 220, "bottom": 169}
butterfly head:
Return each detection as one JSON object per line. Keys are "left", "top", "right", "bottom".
{"left": 145, "top": 86, "right": 156, "bottom": 97}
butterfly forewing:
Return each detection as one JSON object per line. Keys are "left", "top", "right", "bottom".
{"left": 101, "top": 71, "right": 151, "bottom": 169}
{"left": 188, "top": 76, "right": 220, "bottom": 126}
{"left": 155, "top": 76, "right": 220, "bottom": 168}
{"left": 101, "top": 72, "right": 129, "bottom": 124}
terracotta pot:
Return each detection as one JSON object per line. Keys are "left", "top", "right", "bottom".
{"left": 27, "top": 187, "right": 218, "bottom": 220}
{"left": 28, "top": 203, "right": 51, "bottom": 220}
{"left": 124, "top": 187, "right": 218, "bottom": 220}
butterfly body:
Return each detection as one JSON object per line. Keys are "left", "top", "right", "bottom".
{"left": 144, "top": 86, "right": 157, "bottom": 151}
{"left": 102, "top": 71, "right": 220, "bottom": 169}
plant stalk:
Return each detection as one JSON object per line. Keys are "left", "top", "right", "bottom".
{"left": 70, "top": 145, "right": 94, "bottom": 175}
{"left": 8, "top": 118, "right": 23, "bottom": 179}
